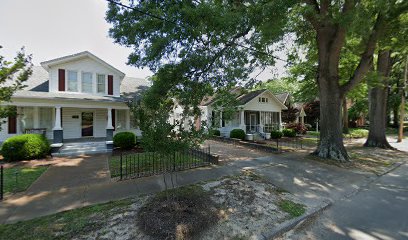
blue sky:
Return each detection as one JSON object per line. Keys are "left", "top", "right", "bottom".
{"left": 0, "top": 0, "right": 285, "bottom": 80}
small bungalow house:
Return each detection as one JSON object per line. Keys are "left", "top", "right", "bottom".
{"left": 0, "top": 51, "right": 149, "bottom": 153}
{"left": 199, "top": 88, "right": 288, "bottom": 137}
{"left": 275, "top": 92, "right": 307, "bottom": 125}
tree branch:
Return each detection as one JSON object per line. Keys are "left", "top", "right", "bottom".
{"left": 303, "top": 0, "right": 320, "bottom": 30}
{"left": 340, "top": 13, "right": 384, "bottom": 95}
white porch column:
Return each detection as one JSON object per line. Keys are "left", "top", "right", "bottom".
{"left": 33, "top": 107, "right": 40, "bottom": 128}
{"left": 301, "top": 116, "right": 304, "bottom": 125}
{"left": 126, "top": 109, "right": 130, "bottom": 129}
{"left": 106, "top": 107, "right": 114, "bottom": 129}
{"left": 278, "top": 111, "right": 282, "bottom": 131}
{"left": 259, "top": 111, "right": 264, "bottom": 133}
{"left": 219, "top": 111, "right": 223, "bottom": 128}
{"left": 53, "top": 106, "right": 62, "bottom": 130}
{"left": 239, "top": 110, "right": 245, "bottom": 130}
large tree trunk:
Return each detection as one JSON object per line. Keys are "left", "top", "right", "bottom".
{"left": 364, "top": 50, "right": 393, "bottom": 148}
{"left": 342, "top": 97, "right": 349, "bottom": 134}
{"left": 398, "top": 56, "right": 407, "bottom": 142}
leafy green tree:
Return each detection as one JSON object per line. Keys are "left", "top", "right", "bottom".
{"left": 364, "top": 11, "right": 408, "bottom": 148}
{"left": 291, "top": 0, "right": 407, "bottom": 161}
{"left": 106, "top": 0, "right": 407, "bottom": 162}
{"left": 0, "top": 46, "right": 32, "bottom": 129}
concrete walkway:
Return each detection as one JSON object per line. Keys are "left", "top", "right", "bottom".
{"left": 0, "top": 140, "right": 383, "bottom": 225}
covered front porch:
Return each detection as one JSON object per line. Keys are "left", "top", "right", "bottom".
{"left": 3, "top": 98, "right": 134, "bottom": 145}
{"left": 218, "top": 110, "right": 282, "bottom": 136}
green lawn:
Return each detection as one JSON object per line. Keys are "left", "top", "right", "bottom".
{"left": 307, "top": 128, "right": 369, "bottom": 139}
{"left": 109, "top": 152, "right": 204, "bottom": 178}
{"left": 0, "top": 199, "right": 132, "bottom": 240}
{"left": 3, "top": 166, "right": 48, "bottom": 194}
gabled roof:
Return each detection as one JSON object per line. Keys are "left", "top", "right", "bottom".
{"left": 40, "top": 51, "right": 125, "bottom": 77}
{"left": 201, "top": 88, "right": 287, "bottom": 109}
{"left": 274, "top": 92, "right": 290, "bottom": 105}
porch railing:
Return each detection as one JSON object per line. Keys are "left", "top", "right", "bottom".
{"left": 246, "top": 125, "right": 260, "bottom": 133}
{"left": 262, "top": 124, "right": 280, "bottom": 133}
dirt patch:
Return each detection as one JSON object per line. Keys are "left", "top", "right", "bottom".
{"left": 74, "top": 170, "right": 308, "bottom": 240}
{"left": 137, "top": 186, "right": 218, "bottom": 240}
{"left": 306, "top": 145, "right": 406, "bottom": 175}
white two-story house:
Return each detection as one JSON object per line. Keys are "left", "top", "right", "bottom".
{"left": 0, "top": 51, "right": 149, "bottom": 149}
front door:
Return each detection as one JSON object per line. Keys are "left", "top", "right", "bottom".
{"left": 81, "top": 112, "right": 93, "bottom": 137}
{"left": 249, "top": 113, "right": 257, "bottom": 132}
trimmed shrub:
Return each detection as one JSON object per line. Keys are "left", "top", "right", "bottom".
{"left": 282, "top": 128, "right": 297, "bottom": 137}
{"left": 209, "top": 129, "right": 221, "bottom": 137}
{"left": 230, "top": 129, "right": 245, "bottom": 140}
{"left": 286, "top": 123, "right": 308, "bottom": 135}
{"left": 1, "top": 134, "right": 50, "bottom": 161}
{"left": 113, "top": 131, "right": 136, "bottom": 149}
{"left": 271, "top": 130, "right": 283, "bottom": 139}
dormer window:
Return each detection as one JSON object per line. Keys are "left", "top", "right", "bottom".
{"left": 259, "top": 97, "right": 268, "bottom": 103}
{"left": 82, "top": 72, "right": 93, "bottom": 93}
{"left": 97, "top": 74, "right": 106, "bottom": 93}
{"left": 67, "top": 70, "right": 78, "bottom": 92}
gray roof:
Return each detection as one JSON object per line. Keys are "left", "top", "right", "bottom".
{"left": 236, "top": 89, "right": 267, "bottom": 105}
{"left": 201, "top": 88, "right": 287, "bottom": 107}
{"left": 13, "top": 90, "right": 125, "bottom": 102}
{"left": 120, "top": 76, "right": 150, "bottom": 100}
{"left": 12, "top": 66, "right": 150, "bottom": 102}
{"left": 274, "top": 92, "right": 290, "bottom": 104}
{"left": 23, "top": 66, "right": 49, "bottom": 92}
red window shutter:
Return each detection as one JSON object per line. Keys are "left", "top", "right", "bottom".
{"left": 108, "top": 75, "right": 113, "bottom": 95}
{"left": 8, "top": 116, "right": 17, "bottom": 134}
{"left": 111, "top": 109, "right": 116, "bottom": 130}
{"left": 58, "top": 69, "right": 65, "bottom": 91}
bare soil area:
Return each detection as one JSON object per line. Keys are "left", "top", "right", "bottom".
{"left": 75, "top": 170, "right": 309, "bottom": 240}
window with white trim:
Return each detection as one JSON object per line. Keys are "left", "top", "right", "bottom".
{"left": 258, "top": 97, "right": 268, "bottom": 103}
{"left": 82, "top": 72, "right": 93, "bottom": 93}
{"left": 67, "top": 70, "right": 78, "bottom": 92}
{"left": 97, "top": 74, "right": 106, "bottom": 93}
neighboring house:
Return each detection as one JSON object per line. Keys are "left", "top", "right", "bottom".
{"left": 199, "top": 88, "right": 287, "bottom": 137}
{"left": 0, "top": 51, "right": 149, "bottom": 148}
{"left": 275, "top": 92, "right": 307, "bottom": 125}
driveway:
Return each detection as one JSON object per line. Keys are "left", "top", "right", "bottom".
{"left": 204, "top": 140, "right": 375, "bottom": 208}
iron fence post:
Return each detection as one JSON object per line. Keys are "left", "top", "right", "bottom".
{"left": 173, "top": 151, "right": 176, "bottom": 171}
{"left": 120, "top": 152, "right": 123, "bottom": 180}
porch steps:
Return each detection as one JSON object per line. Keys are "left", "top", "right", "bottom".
{"left": 52, "top": 141, "right": 111, "bottom": 157}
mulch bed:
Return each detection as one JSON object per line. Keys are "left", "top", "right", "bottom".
{"left": 111, "top": 146, "right": 144, "bottom": 156}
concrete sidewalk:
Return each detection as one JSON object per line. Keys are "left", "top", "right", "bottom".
{"left": 0, "top": 147, "right": 378, "bottom": 224}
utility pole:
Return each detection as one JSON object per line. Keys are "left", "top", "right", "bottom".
{"left": 398, "top": 56, "right": 407, "bottom": 142}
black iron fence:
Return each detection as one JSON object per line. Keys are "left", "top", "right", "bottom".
{"left": 273, "top": 137, "right": 305, "bottom": 150}
{"left": 1, "top": 165, "right": 3, "bottom": 201}
{"left": 110, "top": 147, "right": 218, "bottom": 180}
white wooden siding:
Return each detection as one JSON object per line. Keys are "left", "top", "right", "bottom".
{"left": 49, "top": 58, "right": 122, "bottom": 97}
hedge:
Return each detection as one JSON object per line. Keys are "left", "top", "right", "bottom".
{"left": 230, "top": 129, "right": 245, "bottom": 140}
{"left": 282, "top": 129, "right": 296, "bottom": 137}
{"left": 1, "top": 134, "right": 50, "bottom": 161}
{"left": 271, "top": 130, "right": 283, "bottom": 139}
{"left": 113, "top": 132, "right": 136, "bottom": 149}
{"left": 209, "top": 129, "right": 221, "bottom": 137}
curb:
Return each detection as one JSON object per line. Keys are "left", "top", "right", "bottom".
{"left": 259, "top": 200, "right": 332, "bottom": 240}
